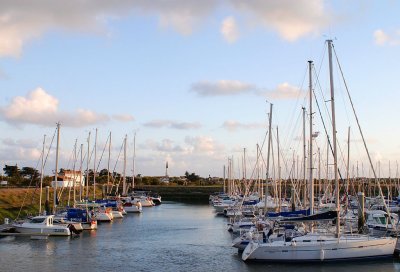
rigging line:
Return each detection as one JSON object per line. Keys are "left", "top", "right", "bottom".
{"left": 16, "top": 126, "right": 57, "bottom": 220}
{"left": 312, "top": 71, "right": 346, "bottom": 184}
{"left": 282, "top": 64, "right": 308, "bottom": 149}
{"left": 96, "top": 133, "right": 110, "bottom": 172}
{"left": 111, "top": 138, "right": 125, "bottom": 194}
{"left": 332, "top": 44, "right": 391, "bottom": 219}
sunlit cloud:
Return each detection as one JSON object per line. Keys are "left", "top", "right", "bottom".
{"left": 222, "top": 120, "right": 265, "bottom": 131}
{"left": 112, "top": 114, "right": 135, "bottom": 122}
{"left": 373, "top": 29, "right": 400, "bottom": 46}
{"left": 0, "top": 0, "right": 333, "bottom": 57}
{"left": 0, "top": 88, "right": 110, "bottom": 127}
{"left": 0, "top": 0, "right": 217, "bottom": 57}
{"left": 230, "top": 0, "right": 330, "bottom": 41}
{"left": 262, "top": 82, "right": 304, "bottom": 100}
{"left": 221, "top": 16, "right": 239, "bottom": 43}
{"left": 184, "top": 135, "right": 224, "bottom": 155}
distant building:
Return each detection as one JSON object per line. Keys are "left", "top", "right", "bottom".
{"left": 160, "top": 176, "right": 169, "bottom": 183}
{"left": 51, "top": 170, "right": 84, "bottom": 188}
{"left": 0, "top": 180, "right": 7, "bottom": 186}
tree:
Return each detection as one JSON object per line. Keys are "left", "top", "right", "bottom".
{"left": 3, "top": 165, "right": 20, "bottom": 177}
{"left": 20, "top": 167, "right": 40, "bottom": 186}
{"left": 3, "top": 165, "right": 22, "bottom": 186}
{"left": 185, "top": 171, "right": 200, "bottom": 183}
{"left": 20, "top": 167, "right": 39, "bottom": 180}
{"left": 99, "top": 169, "right": 109, "bottom": 177}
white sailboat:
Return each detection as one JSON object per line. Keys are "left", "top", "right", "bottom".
{"left": 242, "top": 41, "right": 396, "bottom": 262}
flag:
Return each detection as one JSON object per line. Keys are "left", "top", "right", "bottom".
{"left": 166, "top": 161, "right": 168, "bottom": 168}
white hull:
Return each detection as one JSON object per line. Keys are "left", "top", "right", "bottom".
{"left": 95, "top": 212, "right": 113, "bottom": 222}
{"left": 81, "top": 221, "right": 97, "bottom": 230}
{"left": 111, "top": 210, "right": 124, "bottom": 219}
{"left": 124, "top": 205, "right": 142, "bottom": 213}
{"left": 242, "top": 234, "right": 396, "bottom": 262}
{"left": 13, "top": 215, "right": 71, "bottom": 236}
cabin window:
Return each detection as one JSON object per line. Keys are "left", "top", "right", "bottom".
{"left": 30, "top": 218, "right": 46, "bottom": 223}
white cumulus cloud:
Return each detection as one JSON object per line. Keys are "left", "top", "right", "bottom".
{"left": 221, "top": 16, "right": 239, "bottom": 43}
{"left": 0, "top": 0, "right": 217, "bottom": 57}
{"left": 373, "top": 29, "right": 400, "bottom": 46}
{"left": 230, "top": 0, "right": 330, "bottom": 41}
{"left": 263, "top": 82, "right": 303, "bottom": 100}
{"left": 0, "top": 1, "right": 334, "bottom": 57}
{"left": 0, "top": 87, "right": 109, "bottom": 127}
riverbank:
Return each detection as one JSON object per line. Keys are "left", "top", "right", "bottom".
{"left": 0, "top": 185, "right": 223, "bottom": 221}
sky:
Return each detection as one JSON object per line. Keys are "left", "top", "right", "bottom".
{"left": 0, "top": 0, "right": 400, "bottom": 179}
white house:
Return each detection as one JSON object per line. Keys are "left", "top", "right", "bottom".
{"left": 51, "top": 170, "right": 84, "bottom": 188}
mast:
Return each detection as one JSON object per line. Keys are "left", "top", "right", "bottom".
{"left": 93, "top": 128, "right": 97, "bottom": 200}
{"left": 79, "top": 144, "right": 83, "bottom": 202}
{"left": 277, "top": 126, "right": 281, "bottom": 212}
{"left": 132, "top": 132, "right": 136, "bottom": 190}
{"left": 107, "top": 132, "right": 111, "bottom": 194}
{"left": 72, "top": 139, "right": 77, "bottom": 207}
{"left": 302, "top": 107, "right": 307, "bottom": 208}
{"left": 264, "top": 103, "right": 273, "bottom": 210}
{"left": 122, "top": 135, "right": 127, "bottom": 195}
{"left": 308, "top": 60, "right": 314, "bottom": 215}
{"left": 346, "top": 127, "right": 351, "bottom": 199}
{"left": 86, "top": 131, "right": 91, "bottom": 200}
{"left": 39, "top": 135, "right": 46, "bottom": 214}
{"left": 223, "top": 165, "right": 226, "bottom": 193}
{"left": 53, "top": 123, "right": 60, "bottom": 214}
{"left": 327, "top": 39, "right": 340, "bottom": 237}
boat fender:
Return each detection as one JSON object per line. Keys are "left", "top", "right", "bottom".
{"left": 320, "top": 249, "right": 325, "bottom": 261}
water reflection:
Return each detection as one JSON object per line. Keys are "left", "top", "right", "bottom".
{"left": 1, "top": 203, "right": 400, "bottom": 272}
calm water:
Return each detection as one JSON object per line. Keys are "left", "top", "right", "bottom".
{"left": 1, "top": 202, "right": 400, "bottom": 272}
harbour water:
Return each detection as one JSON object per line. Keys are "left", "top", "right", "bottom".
{"left": 1, "top": 202, "right": 400, "bottom": 272}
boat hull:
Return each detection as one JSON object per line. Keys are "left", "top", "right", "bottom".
{"left": 13, "top": 225, "right": 71, "bottom": 236}
{"left": 242, "top": 236, "right": 396, "bottom": 262}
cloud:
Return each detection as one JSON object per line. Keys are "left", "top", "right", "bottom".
{"left": 0, "top": 145, "right": 41, "bottom": 162}
{"left": 221, "top": 16, "right": 239, "bottom": 43}
{"left": 0, "top": 0, "right": 217, "bottom": 57}
{"left": 190, "top": 80, "right": 256, "bottom": 96}
{"left": 112, "top": 114, "right": 135, "bottom": 122}
{"left": 2, "top": 138, "right": 39, "bottom": 149}
{"left": 262, "top": 82, "right": 303, "bottom": 100}
{"left": 184, "top": 136, "right": 223, "bottom": 155}
{"left": 143, "top": 119, "right": 201, "bottom": 129}
{"left": 373, "top": 29, "right": 400, "bottom": 46}
{"left": 0, "top": 87, "right": 109, "bottom": 127}
{"left": 222, "top": 120, "right": 265, "bottom": 131}
{"left": 144, "top": 139, "right": 185, "bottom": 153}
{"left": 0, "top": 1, "right": 333, "bottom": 57}
{"left": 230, "top": 0, "right": 330, "bottom": 41}
{"left": 191, "top": 80, "right": 302, "bottom": 100}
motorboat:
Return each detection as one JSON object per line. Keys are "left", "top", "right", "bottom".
{"left": 13, "top": 215, "right": 72, "bottom": 236}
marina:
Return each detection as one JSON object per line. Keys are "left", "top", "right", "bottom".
{"left": 1, "top": 202, "right": 400, "bottom": 272}
{"left": 1, "top": 2, "right": 400, "bottom": 271}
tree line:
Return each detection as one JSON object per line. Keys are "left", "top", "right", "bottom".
{"left": 1, "top": 165, "right": 222, "bottom": 187}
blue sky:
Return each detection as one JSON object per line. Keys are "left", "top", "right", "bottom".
{"left": 0, "top": 0, "right": 399, "bottom": 179}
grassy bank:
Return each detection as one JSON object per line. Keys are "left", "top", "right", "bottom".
{"left": 0, "top": 185, "right": 223, "bottom": 222}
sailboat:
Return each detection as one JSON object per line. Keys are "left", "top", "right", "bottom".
{"left": 242, "top": 40, "right": 396, "bottom": 262}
